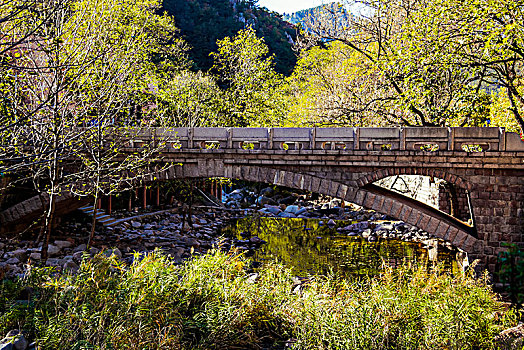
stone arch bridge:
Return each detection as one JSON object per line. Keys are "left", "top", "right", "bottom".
{"left": 2, "top": 126, "right": 524, "bottom": 271}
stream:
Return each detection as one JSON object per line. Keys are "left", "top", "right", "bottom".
{"left": 224, "top": 217, "right": 460, "bottom": 277}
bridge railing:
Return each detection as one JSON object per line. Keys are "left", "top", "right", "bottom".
{"left": 134, "top": 127, "right": 524, "bottom": 152}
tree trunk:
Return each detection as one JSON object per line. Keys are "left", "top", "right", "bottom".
{"left": 88, "top": 191, "right": 99, "bottom": 248}
{"left": 40, "top": 191, "right": 56, "bottom": 264}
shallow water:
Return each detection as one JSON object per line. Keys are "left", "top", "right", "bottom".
{"left": 224, "top": 217, "right": 460, "bottom": 277}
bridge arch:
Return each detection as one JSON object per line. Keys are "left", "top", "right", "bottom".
{"left": 148, "top": 162, "right": 483, "bottom": 256}
{"left": 356, "top": 167, "right": 474, "bottom": 191}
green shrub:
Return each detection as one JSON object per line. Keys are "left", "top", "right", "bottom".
{"left": 0, "top": 250, "right": 518, "bottom": 349}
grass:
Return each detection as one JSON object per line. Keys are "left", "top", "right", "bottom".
{"left": 0, "top": 249, "right": 518, "bottom": 349}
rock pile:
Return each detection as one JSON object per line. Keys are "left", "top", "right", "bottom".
{"left": 0, "top": 185, "right": 441, "bottom": 279}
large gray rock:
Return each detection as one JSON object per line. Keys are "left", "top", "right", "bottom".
{"left": 4, "top": 258, "right": 19, "bottom": 265}
{"left": 62, "top": 261, "right": 79, "bottom": 273}
{"left": 256, "top": 195, "right": 275, "bottom": 206}
{"left": 284, "top": 205, "right": 300, "bottom": 214}
{"left": 54, "top": 240, "right": 72, "bottom": 249}
{"left": 9, "top": 250, "right": 27, "bottom": 262}
{"left": 260, "top": 187, "right": 274, "bottom": 196}
{"left": 264, "top": 206, "right": 281, "bottom": 215}
{"left": 29, "top": 253, "right": 41, "bottom": 261}
{"left": 73, "top": 244, "right": 87, "bottom": 253}
{"left": 47, "top": 245, "right": 60, "bottom": 256}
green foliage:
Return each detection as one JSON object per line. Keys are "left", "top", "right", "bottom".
{"left": 288, "top": 41, "right": 387, "bottom": 127}
{"left": 498, "top": 243, "right": 524, "bottom": 307}
{"left": 162, "top": 0, "right": 297, "bottom": 75}
{"left": 211, "top": 27, "right": 288, "bottom": 127}
{"left": 0, "top": 250, "right": 517, "bottom": 349}
{"left": 293, "top": 0, "right": 522, "bottom": 129}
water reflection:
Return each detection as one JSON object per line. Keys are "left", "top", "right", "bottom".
{"left": 224, "top": 217, "right": 459, "bottom": 277}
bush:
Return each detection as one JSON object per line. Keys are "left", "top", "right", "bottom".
{"left": 0, "top": 250, "right": 518, "bottom": 349}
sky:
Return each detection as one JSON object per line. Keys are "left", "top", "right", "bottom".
{"left": 256, "top": 0, "right": 327, "bottom": 14}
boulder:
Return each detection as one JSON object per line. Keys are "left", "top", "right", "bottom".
{"left": 29, "top": 253, "right": 41, "bottom": 261}
{"left": 9, "top": 250, "right": 27, "bottom": 262}
{"left": 5, "top": 258, "right": 19, "bottom": 265}
{"left": 73, "top": 244, "right": 87, "bottom": 253}
{"left": 284, "top": 205, "right": 300, "bottom": 214}
{"left": 0, "top": 330, "right": 28, "bottom": 350}
{"left": 264, "top": 206, "right": 282, "bottom": 215}
{"left": 47, "top": 245, "right": 60, "bottom": 257}
{"left": 54, "top": 240, "right": 72, "bottom": 249}
{"left": 260, "top": 187, "right": 274, "bottom": 196}
{"left": 278, "top": 196, "right": 296, "bottom": 205}
{"left": 256, "top": 195, "right": 275, "bottom": 206}
{"left": 62, "top": 261, "right": 79, "bottom": 274}
{"left": 495, "top": 323, "right": 524, "bottom": 350}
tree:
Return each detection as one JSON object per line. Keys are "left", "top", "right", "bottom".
{"left": 295, "top": 0, "right": 493, "bottom": 127}
{"left": 403, "top": 0, "right": 524, "bottom": 133}
{"left": 210, "top": 27, "right": 288, "bottom": 127}
{"left": 1, "top": 0, "right": 188, "bottom": 261}
{"left": 288, "top": 41, "right": 390, "bottom": 127}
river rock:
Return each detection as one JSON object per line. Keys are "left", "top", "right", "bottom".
{"left": 495, "top": 323, "right": 524, "bottom": 350}
{"left": 131, "top": 221, "right": 141, "bottom": 229}
{"left": 329, "top": 199, "right": 342, "bottom": 208}
{"left": 327, "top": 219, "right": 336, "bottom": 227}
{"left": 184, "top": 237, "right": 200, "bottom": 247}
{"left": 73, "top": 244, "right": 87, "bottom": 253}
{"left": 0, "top": 330, "right": 28, "bottom": 350}
{"left": 62, "top": 261, "right": 79, "bottom": 273}
{"left": 256, "top": 195, "right": 275, "bottom": 206}
{"left": 265, "top": 206, "right": 281, "bottom": 215}
{"left": 9, "top": 250, "right": 27, "bottom": 262}
{"left": 260, "top": 187, "right": 274, "bottom": 196}
{"left": 246, "top": 273, "right": 259, "bottom": 284}
{"left": 249, "top": 236, "right": 263, "bottom": 245}
{"left": 278, "top": 212, "right": 296, "bottom": 218}
{"left": 284, "top": 205, "right": 300, "bottom": 214}
{"left": 5, "top": 258, "right": 19, "bottom": 265}
{"left": 54, "top": 240, "right": 72, "bottom": 249}
{"left": 362, "top": 229, "right": 372, "bottom": 239}
{"left": 47, "top": 245, "right": 60, "bottom": 256}
{"left": 29, "top": 253, "right": 41, "bottom": 261}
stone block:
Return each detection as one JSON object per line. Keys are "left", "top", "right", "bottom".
{"left": 399, "top": 206, "right": 413, "bottom": 222}
{"left": 381, "top": 198, "right": 396, "bottom": 216}
{"left": 310, "top": 177, "right": 322, "bottom": 194}
{"left": 193, "top": 127, "right": 228, "bottom": 140}
{"left": 418, "top": 214, "right": 432, "bottom": 233}
{"left": 390, "top": 202, "right": 404, "bottom": 218}
{"left": 406, "top": 209, "right": 423, "bottom": 227}
{"left": 435, "top": 223, "right": 450, "bottom": 239}
{"left": 230, "top": 128, "right": 268, "bottom": 141}
{"left": 337, "top": 184, "right": 349, "bottom": 199}
{"left": 425, "top": 217, "right": 440, "bottom": 234}
{"left": 315, "top": 127, "right": 354, "bottom": 141}
{"left": 344, "top": 188, "right": 357, "bottom": 202}
{"left": 364, "top": 193, "right": 376, "bottom": 209}
{"left": 272, "top": 128, "right": 310, "bottom": 142}
{"left": 442, "top": 226, "right": 454, "bottom": 241}
{"left": 505, "top": 132, "right": 524, "bottom": 151}
{"left": 452, "top": 231, "right": 468, "bottom": 247}
{"left": 371, "top": 195, "right": 386, "bottom": 212}
{"left": 354, "top": 190, "right": 367, "bottom": 206}
{"left": 360, "top": 127, "right": 400, "bottom": 139}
